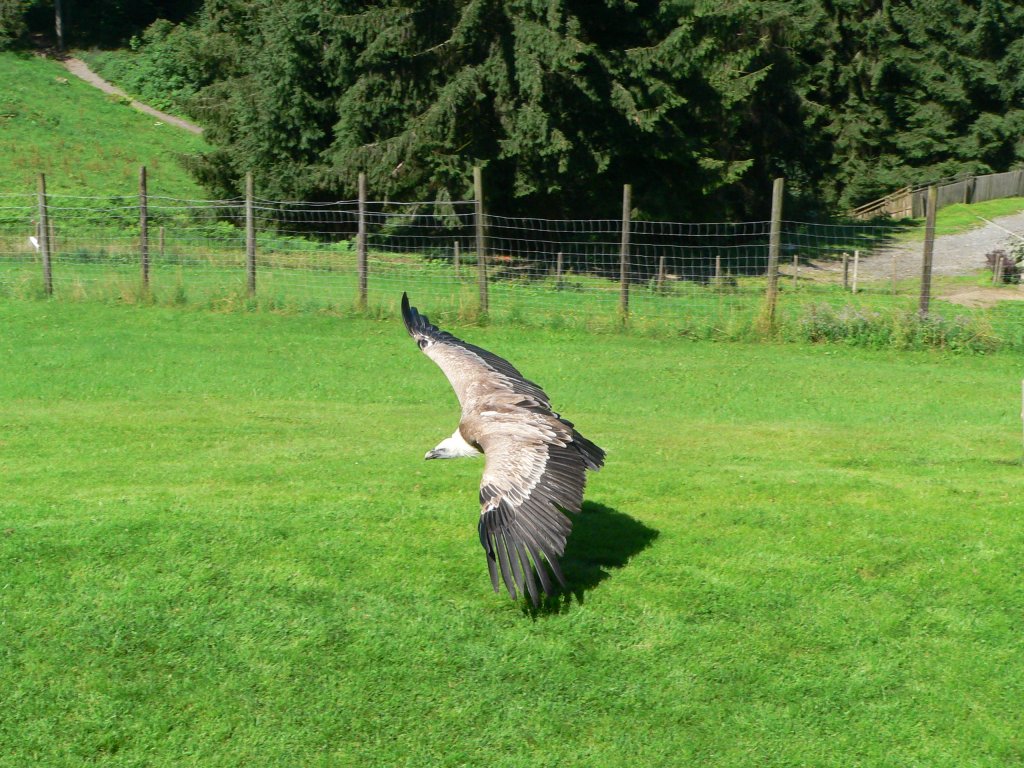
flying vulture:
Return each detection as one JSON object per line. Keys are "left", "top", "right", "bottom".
{"left": 402, "top": 293, "right": 605, "bottom": 605}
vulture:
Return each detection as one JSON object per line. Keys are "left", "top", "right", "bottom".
{"left": 402, "top": 293, "right": 605, "bottom": 605}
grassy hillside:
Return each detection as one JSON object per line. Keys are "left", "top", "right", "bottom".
{"left": 891, "top": 196, "right": 1024, "bottom": 241}
{"left": 0, "top": 51, "right": 209, "bottom": 198}
{"left": 930, "top": 196, "right": 1024, "bottom": 234}
{"left": 1, "top": 300, "right": 1022, "bottom": 766}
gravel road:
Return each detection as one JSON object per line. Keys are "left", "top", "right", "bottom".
{"left": 799, "top": 210, "right": 1024, "bottom": 306}
{"left": 807, "top": 210, "right": 1024, "bottom": 280}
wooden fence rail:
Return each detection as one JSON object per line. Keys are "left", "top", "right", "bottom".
{"left": 851, "top": 169, "right": 1024, "bottom": 220}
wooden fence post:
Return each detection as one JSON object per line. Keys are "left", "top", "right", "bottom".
{"left": 619, "top": 183, "right": 632, "bottom": 319}
{"left": 357, "top": 172, "right": 367, "bottom": 309}
{"left": 714, "top": 251, "right": 722, "bottom": 290}
{"left": 555, "top": 250, "right": 564, "bottom": 290}
{"left": 759, "top": 177, "right": 784, "bottom": 330}
{"left": 37, "top": 173, "right": 52, "bottom": 296}
{"left": 852, "top": 250, "right": 860, "bottom": 294}
{"left": 792, "top": 252, "right": 798, "bottom": 290}
{"left": 453, "top": 240, "right": 460, "bottom": 277}
{"left": 139, "top": 165, "right": 149, "bottom": 291}
{"left": 159, "top": 226, "right": 165, "bottom": 262}
{"left": 842, "top": 252, "right": 849, "bottom": 290}
{"left": 245, "top": 172, "right": 256, "bottom": 298}
{"left": 474, "top": 166, "right": 488, "bottom": 315}
{"left": 919, "top": 185, "right": 937, "bottom": 316}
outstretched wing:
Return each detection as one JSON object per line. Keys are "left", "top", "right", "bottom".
{"left": 401, "top": 292, "right": 605, "bottom": 605}
{"left": 401, "top": 292, "right": 549, "bottom": 411}
{"left": 475, "top": 413, "right": 593, "bottom": 605}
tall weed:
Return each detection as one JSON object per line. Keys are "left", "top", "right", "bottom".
{"left": 790, "top": 302, "right": 999, "bottom": 352}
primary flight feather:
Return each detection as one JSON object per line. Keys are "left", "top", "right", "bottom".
{"left": 401, "top": 293, "right": 605, "bottom": 605}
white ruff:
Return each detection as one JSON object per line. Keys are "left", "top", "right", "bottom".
{"left": 431, "top": 429, "right": 481, "bottom": 459}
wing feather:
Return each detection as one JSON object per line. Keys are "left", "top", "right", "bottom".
{"left": 524, "top": 539, "right": 554, "bottom": 595}
{"left": 402, "top": 292, "right": 605, "bottom": 605}
{"left": 477, "top": 431, "right": 593, "bottom": 605}
{"left": 494, "top": 531, "right": 516, "bottom": 600}
{"left": 402, "top": 293, "right": 550, "bottom": 411}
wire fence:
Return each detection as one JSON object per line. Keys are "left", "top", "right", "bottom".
{"left": 2, "top": 182, "right": 1024, "bottom": 347}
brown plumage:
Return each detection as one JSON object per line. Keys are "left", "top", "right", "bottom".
{"left": 401, "top": 293, "right": 605, "bottom": 605}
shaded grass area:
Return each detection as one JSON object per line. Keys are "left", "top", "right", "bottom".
{"left": 0, "top": 51, "right": 208, "bottom": 199}
{"left": 1, "top": 300, "right": 1022, "bottom": 766}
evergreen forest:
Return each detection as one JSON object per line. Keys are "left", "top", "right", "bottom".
{"left": 4, "top": 0, "right": 1024, "bottom": 219}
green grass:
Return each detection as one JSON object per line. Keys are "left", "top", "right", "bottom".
{"left": 893, "top": 196, "right": 1024, "bottom": 241}
{"left": 4, "top": 253, "right": 1023, "bottom": 351}
{"left": 2, "top": 299, "right": 1022, "bottom": 766}
{"left": 935, "top": 196, "right": 1024, "bottom": 235}
{"left": 0, "top": 51, "right": 209, "bottom": 197}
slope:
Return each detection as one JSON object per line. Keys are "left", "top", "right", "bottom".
{"left": 0, "top": 51, "right": 209, "bottom": 198}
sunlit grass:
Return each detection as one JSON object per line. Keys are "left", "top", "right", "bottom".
{"left": 4, "top": 251, "right": 1023, "bottom": 350}
{"left": 1, "top": 300, "right": 1022, "bottom": 766}
{"left": 0, "top": 51, "right": 208, "bottom": 198}
{"left": 936, "top": 196, "right": 1024, "bottom": 234}
{"left": 891, "top": 196, "right": 1024, "bottom": 241}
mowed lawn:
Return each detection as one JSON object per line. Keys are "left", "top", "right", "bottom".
{"left": 1, "top": 300, "right": 1021, "bottom": 767}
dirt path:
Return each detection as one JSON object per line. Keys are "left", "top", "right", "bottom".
{"left": 866, "top": 211, "right": 1024, "bottom": 280}
{"left": 806, "top": 210, "right": 1024, "bottom": 281}
{"left": 801, "top": 210, "right": 1024, "bottom": 305}
{"left": 62, "top": 57, "right": 203, "bottom": 136}
{"left": 939, "top": 284, "right": 1024, "bottom": 308}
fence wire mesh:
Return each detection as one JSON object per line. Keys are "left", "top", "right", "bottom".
{"left": 2, "top": 192, "right": 1023, "bottom": 345}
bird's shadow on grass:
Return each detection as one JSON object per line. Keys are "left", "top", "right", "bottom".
{"left": 523, "top": 501, "right": 658, "bottom": 618}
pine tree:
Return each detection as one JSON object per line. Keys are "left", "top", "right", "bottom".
{"left": 186, "top": 0, "right": 808, "bottom": 219}
{"left": 149, "top": 0, "right": 1024, "bottom": 215}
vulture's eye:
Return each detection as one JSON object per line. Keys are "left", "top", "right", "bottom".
{"left": 418, "top": 339, "right": 428, "bottom": 349}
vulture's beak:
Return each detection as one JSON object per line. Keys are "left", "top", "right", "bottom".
{"left": 424, "top": 450, "right": 440, "bottom": 460}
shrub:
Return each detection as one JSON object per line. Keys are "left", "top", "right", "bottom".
{"left": 0, "top": 0, "right": 27, "bottom": 51}
{"left": 984, "top": 245, "right": 1022, "bottom": 284}
{"left": 792, "top": 303, "right": 999, "bottom": 352}
{"left": 87, "top": 19, "right": 209, "bottom": 117}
